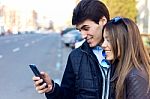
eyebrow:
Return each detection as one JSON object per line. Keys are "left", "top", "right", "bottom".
{"left": 103, "top": 34, "right": 109, "bottom": 38}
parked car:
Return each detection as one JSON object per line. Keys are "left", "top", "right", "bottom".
{"left": 62, "top": 29, "right": 83, "bottom": 49}
{"left": 0, "top": 26, "right": 5, "bottom": 36}
{"left": 61, "top": 27, "right": 76, "bottom": 36}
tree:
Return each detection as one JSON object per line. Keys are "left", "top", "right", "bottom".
{"left": 102, "top": 0, "right": 137, "bottom": 22}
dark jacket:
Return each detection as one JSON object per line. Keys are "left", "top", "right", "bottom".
{"left": 123, "top": 68, "right": 150, "bottom": 99}
{"left": 45, "top": 41, "right": 150, "bottom": 99}
{"left": 45, "top": 41, "right": 115, "bottom": 99}
{"left": 109, "top": 66, "right": 150, "bottom": 99}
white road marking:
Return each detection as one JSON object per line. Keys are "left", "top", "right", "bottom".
{"left": 24, "top": 43, "right": 29, "bottom": 47}
{"left": 56, "top": 62, "right": 61, "bottom": 70}
{"left": 0, "top": 55, "right": 3, "bottom": 59}
{"left": 31, "top": 41, "right": 35, "bottom": 44}
{"left": 57, "top": 54, "right": 61, "bottom": 57}
{"left": 12, "top": 47, "right": 20, "bottom": 52}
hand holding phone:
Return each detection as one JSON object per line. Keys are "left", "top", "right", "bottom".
{"left": 29, "top": 64, "right": 48, "bottom": 88}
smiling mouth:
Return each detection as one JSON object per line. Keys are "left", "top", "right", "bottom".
{"left": 105, "top": 50, "right": 111, "bottom": 55}
{"left": 86, "top": 36, "right": 93, "bottom": 41}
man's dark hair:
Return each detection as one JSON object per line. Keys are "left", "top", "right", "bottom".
{"left": 72, "top": 0, "right": 110, "bottom": 25}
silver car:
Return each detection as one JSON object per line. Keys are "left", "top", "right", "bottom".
{"left": 62, "top": 30, "right": 83, "bottom": 49}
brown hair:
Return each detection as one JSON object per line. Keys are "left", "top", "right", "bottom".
{"left": 72, "top": 0, "right": 110, "bottom": 25}
{"left": 103, "top": 18, "right": 150, "bottom": 99}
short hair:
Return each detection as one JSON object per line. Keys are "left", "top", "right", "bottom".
{"left": 72, "top": 0, "right": 110, "bottom": 25}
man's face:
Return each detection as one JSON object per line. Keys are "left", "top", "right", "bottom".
{"left": 76, "top": 19, "right": 106, "bottom": 47}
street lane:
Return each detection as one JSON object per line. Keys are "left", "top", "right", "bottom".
{"left": 0, "top": 33, "right": 72, "bottom": 99}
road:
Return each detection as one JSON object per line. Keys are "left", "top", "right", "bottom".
{"left": 0, "top": 33, "right": 72, "bottom": 99}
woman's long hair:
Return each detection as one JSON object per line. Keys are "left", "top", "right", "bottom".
{"left": 103, "top": 18, "right": 150, "bottom": 99}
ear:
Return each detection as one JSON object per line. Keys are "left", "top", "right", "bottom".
{"left": 98, "top": 16, "right": 107, "bottom": 25}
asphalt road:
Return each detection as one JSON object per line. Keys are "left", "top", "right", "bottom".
{"left": 0, "top": 33, "right": 72, "bottom": 99}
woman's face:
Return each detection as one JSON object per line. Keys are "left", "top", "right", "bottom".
{"left": 101, "top": 30, "right": 114, "bottom": 61}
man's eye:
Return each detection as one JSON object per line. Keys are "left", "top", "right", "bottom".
{"left": 83, "top": 28, "right": 89, "bottom": 31}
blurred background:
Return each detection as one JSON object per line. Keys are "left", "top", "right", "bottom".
{"left": 0, "top": 0, "right": 149, "bottom": 99}
{"left": 0, "top": 0, "right": 78, "bottom": 34}
{"left": 0, "top": 0, "right": 150, "bottom": 35}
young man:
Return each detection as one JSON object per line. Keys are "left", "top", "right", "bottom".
{"left": 32, "top": 0, "right": 112, "bottom": 99}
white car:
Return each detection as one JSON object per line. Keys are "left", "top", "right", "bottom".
{"left": 62, "top": 30, "right": 83, "bottom": 49}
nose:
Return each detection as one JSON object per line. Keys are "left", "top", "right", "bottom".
{"left": 101, "top": 40, "right": 107, "bottom": 48}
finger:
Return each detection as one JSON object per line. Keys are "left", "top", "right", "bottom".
{"left": 34, "top": 79, "right": 43, "bottom": 86}
{"left": 40, "top": 72, "right": 48, "bottom": 79}
{"left": 36, "top": 83, "right": 47, "bottom": 91}
{"left": 38, "top": 87, "right": 48, "bottom": 94}
{"left": 40, "top": 72, "right": 45, "bottom": 75}
{"left": 37, "top": 83, "right": 52, "bottom": 94}
{"left": 32, "top": 76, "right": 40, "bottom": 81}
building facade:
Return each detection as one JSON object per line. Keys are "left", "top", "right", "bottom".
{"left": 136, "top": 0, "right": 150, "bottom": 34}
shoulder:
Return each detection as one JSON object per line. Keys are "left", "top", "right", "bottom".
{"left": 69, "top": 47, "right": 83, "bottom": 57}
{"left": 127, "top": 67, "right": 148, "bottom": 81}
{"left": 67, "top": 47, "right": 84, "bottom": 65}
{"left": 125, "top": 67, "right": 150, "bottom": 98}
{"left": 69, "top": 41, "right": 89, "bottom": 58}
{"left": 126, "top": 67, "right": 149, "bottom": 90}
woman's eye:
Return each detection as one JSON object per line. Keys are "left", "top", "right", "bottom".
{"left": 107, "top": 39, "right": 111, "bottom": 42}
{"left": 107, "top": 39, "right": 110, "bottom": 42}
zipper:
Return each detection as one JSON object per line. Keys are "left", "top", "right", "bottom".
{"left": 81, "top": 49, "right": 107, "bottom": 99}
{"left": 102, "top": 67, "right": 110, "bottom": 99}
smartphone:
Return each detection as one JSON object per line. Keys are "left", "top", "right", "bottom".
{"left": 29, "top": 64, "right": 48, "bottom": 88}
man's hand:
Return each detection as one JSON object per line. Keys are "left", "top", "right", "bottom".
{"left": 32, "top": 72, "right": 53, "bottom": 94}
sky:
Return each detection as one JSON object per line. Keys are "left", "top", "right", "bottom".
{"left": 0, "top": 0, "right": 76, "bottom": 27}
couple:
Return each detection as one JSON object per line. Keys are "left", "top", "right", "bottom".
{"left": 32, "top": 0, "right": 150, "bottom": 99}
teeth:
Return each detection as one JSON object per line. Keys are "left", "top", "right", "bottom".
{"left": 105, "top": 51, "right": 111, "bottom": 53}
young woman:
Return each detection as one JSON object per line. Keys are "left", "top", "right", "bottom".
{"left": 101, "top": 17, "right": 150, "bottom": 99}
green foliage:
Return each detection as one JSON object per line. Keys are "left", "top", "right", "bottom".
{"left": 102, "top": 0, "right": 137, "bottom": 21}
{"left": 142, "top": 36, "right": 150, "bottom": 47}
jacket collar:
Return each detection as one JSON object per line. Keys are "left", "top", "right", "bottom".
{"left": 110, "top": 59, "right": 119, "bottom": 82}
{"left": 79, "top": 41, "right": 101, "bottom": 64}
{"left": 80, "top": 41, "right": 96, "bottom": 56}
{"left": 80, "top": 41, "right": 118, "bottom": 82}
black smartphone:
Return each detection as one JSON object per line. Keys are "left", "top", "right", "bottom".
{"left": 29, "top": 64, "right": 48, "bottom": 88}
